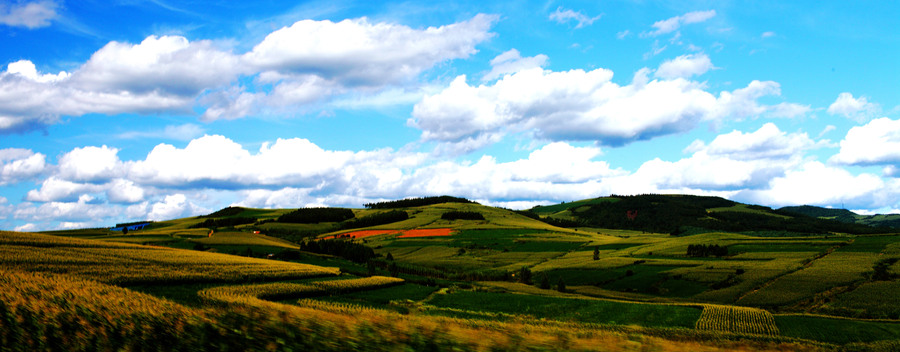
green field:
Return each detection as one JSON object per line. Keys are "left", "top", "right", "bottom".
{"left": 4, "top": 197, "right": 900, "bottom": 350}
{"left": 427, "top": 290, "right": 702, "bottom": 328}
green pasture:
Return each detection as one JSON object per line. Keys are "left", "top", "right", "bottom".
{"left": 427, "top": 290, "right": 702, "bottom": 328}
{"left": 777, "top": 315, "right": 900, "bottom": 344}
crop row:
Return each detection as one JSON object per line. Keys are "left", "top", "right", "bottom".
{"left": 200, "top": 276, "right": 405, "bottom": 305}
{"left": 695, "top": 305, "right": 779, "bottom": 336}
{"left": 0, "top": 263, "right": 824, "bottom": 351}
{"left": 0, "top": 233, "right": 339, "bottom": 285}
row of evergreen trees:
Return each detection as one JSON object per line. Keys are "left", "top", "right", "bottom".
{"left": 340, "top": 210, "right": 409, "bottom": 229}
{"left": 686, "top": 244, "right": 728, "bottom": 257}
{"left": 364, "top": 196, "right": 475, "bottom": 209}
{"left": 440, "top": 211, "right": 485, "bottom": 221}
{"left": 278, "top": 208, "right": 355, "bottom": 224}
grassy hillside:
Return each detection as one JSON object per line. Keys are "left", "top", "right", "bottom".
{"left": 530, "top": 194, "right": 883, "bottom": 236}
{"left": 780, "top": 205, "right": 900, "bottom": 229}
{"left": 5, "top": 196, "right": 900, "bottom": 350}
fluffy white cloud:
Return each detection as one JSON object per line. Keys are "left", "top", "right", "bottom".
{"left": 830, "top": 117, "right": 900, "bottom": 167}
{"left": 482, "top": 49, "right": 548, "bottom": 82}
{"left": 243, "top": 14, "right": 497, "bottom": 87}
{"left": 655, "top": 53, "right": 713, "bottom": 79}
{"left": 147, "top": 194, "right": 203, "bottom": 221}
{"left": 410, "top": 64, "right": 797, "bottom": 152}
{"left": 549, "top": 7, "right": 601, "bottom": 28}
{"left": 736, "top": 162, "right": 888, "bottom": 208}
{"left": 630, "top": 123, "right": 817, "bottom": 190}
{"left": 0, "top": 148, "right": 46, "bottom": 185}
{"left": 0, "top": 0, "right": 58, "bottom": 29}
{"left": 395, "top": 142, "right": 622, "bottom": 202}
{"left": 827, "top": 92, "right": 880, "bottom": 122}
{"left": 57, "top": 145, "right": 123, "bottom": 182}
{"left": 1, "top": 14, "right": 498, "bottom": 129}
{"left": 701, "top": 123, "right": 819, "bottom": 160}
{"left": 106, "top": 179, "right": 145, "bottom": 204}
{"left": 130, "top": 135, "right": 351, "bottom": 187}
{"left": 15, "top": 198, "right": 113, "bottom": 223}
{"left": 73, "top": 35, "right": 242, "bottom": 96}
{"left": 0, "top": 61, "right": 193, "bottom": 133}
{"left": 25, "top": 177, "right": 102, "bottom": 202}
{"left": 6, "top": 60, "right": 69, "bottom": 82}
{"left": 646, "top": 10, "right": 716, "bottom": 37}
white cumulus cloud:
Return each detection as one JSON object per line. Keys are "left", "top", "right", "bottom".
{"left": 830, "top": 117, "right": 900, "bottom": 167}
{"left": 827, "top": 92, "right": 880, "bottom": 122}
{"left": 646, "top": 10, "right": 716, "bottom": 37}
{"left": 57, "top": 145, "right": 123, "bottom": 183}
{"left": 655, "top": 53, "right": 713, "bottom": 79}
{"left": 410, "top": 64, "right": 799, "bottom": 152}
{"left": 549, "top": 7, "right": 601, "bottom": 28}
{"left": 0, "top": 0, "right": 58, "bottom": 29}
{"left": 482, "top": 49, "right": 548, "bottom": 82}
{"left": 0, "top": 148, "right": 46, "bottom": 185}
{"left": 243, "top": 14, "right": 497, "bottom": 87}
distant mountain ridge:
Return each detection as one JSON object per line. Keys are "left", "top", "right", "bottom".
{"left": 778, "top": 205, "right": 900, "bottom": 229}
{"left": 528, "top": 194, "right": 888, "bottom": 235}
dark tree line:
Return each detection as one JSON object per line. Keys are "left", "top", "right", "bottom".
{"left": 687, "top": 244, "right": 728, "bottom": 257}
{"left": 299, "top": 239, "right": 375, "bottom": 263}
{"left": 277, "top": 208, "right": 355, "bottom": 224}
{"left": 364, "top": 196, "right": 476, "bottom": 209}
{"left": 441, "top": 211, "right": 485, "bottom": 221}
{"left": 198, "top": 206, "right": 246, "bottom": 218}
{"left": 340, "top": 210, "right": 409, "bottom": 229}
{"left": 514, "top": 210, "right": 579, "bottom": 227}
{"left": 114, "top": 221, "right": 152, "bottom": 228}
{"left": 189, "top": 217, "right": 256, "bottom": 229}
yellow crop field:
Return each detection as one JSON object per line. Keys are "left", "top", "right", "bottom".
{"left": 0, "top": 231, "right": 338, "bottom": 285}
{"left": 737, "top": 251, "right": 879, "bottom": 306}
{"left": 695, "top": 305, "right": 780, "bottom": 336}
{"left": 200, "top": 276, "right": 405, "bottom": 306}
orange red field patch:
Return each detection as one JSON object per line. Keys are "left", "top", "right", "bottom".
{"left": 397, "top": 228, "right": 453, "bottom": 238}
{"left": 328, "top": 230, "right": 398, "bottom": 240}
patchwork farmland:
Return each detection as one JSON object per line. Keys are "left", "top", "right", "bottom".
{"left": 3, "top": 195, "right": 900, "bottom": 350}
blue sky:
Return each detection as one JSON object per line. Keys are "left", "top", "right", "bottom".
{"left": 2, "top": 0, "right": 899, "bottom": 231}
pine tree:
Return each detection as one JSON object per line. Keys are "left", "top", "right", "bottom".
{"left": 538, "top": 273, "right": 550, "bottom": 289}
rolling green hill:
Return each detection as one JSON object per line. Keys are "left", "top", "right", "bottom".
{"left": 780, "top": 205, "right": 900, "bottom": 229}
{"left": 530, "top": 194, "right": 884, "bottom": 236}
{"left": 7, "top": 194, "right": 900, "bottom": 350}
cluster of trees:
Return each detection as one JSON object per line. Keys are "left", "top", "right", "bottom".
{"left": 440, "top": 211, "right": 485, "bottom": 221}
{"left": 299, "top": 239, "right": 375, "bottom": 263}
{"left": 189, "top": 217, "right": 256, "bottom": 229}
{"left": 278, "top": 208, "right": 355, "bottom": 224}
{"left": 519, "top": 267, "right": 566, "bottom": 292}
{"left": 114, "top": 221, "right": 152, "bottom": 228}
{"left": 340, "top": 210, "right": 409, "bottom": 230}
{"left": 364, "top": 196, "right": 475, "bottom": 209}
{"left": 686, "top": 244, "right": 728, "bottom": 257}
{"left": 198, "top": 206, "right": 246, "bottom": 218}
